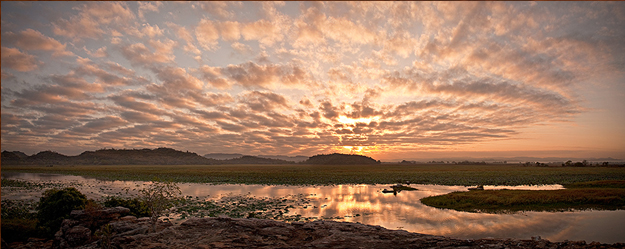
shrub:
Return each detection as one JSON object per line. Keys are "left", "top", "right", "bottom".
{"left": 36, "top": 187, "right": 87, "bottom": 236}
{"left": 139, "top": 180, "right": 181, "bottom": 231}
{"left": 103, "top": 196, "right": 150, "bottom": 217}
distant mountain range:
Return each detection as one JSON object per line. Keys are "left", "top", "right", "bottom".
{"left": 2, "top": 148, "right": 368, "bottom": 165}
{"left": 2, "top": 148, "right": 220, "bottom": 165}
{"left": 5, "top": 148, "right": 618, "bottom": 166}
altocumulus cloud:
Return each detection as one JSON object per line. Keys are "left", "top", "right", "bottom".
{"left": 1, "top": 1, "right": 624, "bottom": 158}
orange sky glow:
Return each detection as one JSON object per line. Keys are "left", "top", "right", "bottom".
{"left": 2, "top": 2, "right": 624, "bottom": 161}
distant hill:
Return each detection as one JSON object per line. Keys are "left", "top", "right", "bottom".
{"left": 257, "top": 155, "right": 308, "bottom": 163}
{"left": 2, "top": 151, "right": 27, "bottom": 160}
{"left": 220, "top": 156, "right": 294, "bottom": 164}
{"left": 303, "top": 153, "right": 381, "bottom": 165}
{"left": 204, "top": 153, "right": 245, "bottom": 160}
{"left": 2, "top": 148, "right": 220, "bottom": 165}
{"left": 205, "top": 153, "right": 308, "bottom": 162}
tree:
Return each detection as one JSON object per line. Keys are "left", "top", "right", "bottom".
{"left": 37, "top": 187, "right": 87, "bottom": 236}
{"left": 139, "top": 180, "right": 182, "bottom": 232}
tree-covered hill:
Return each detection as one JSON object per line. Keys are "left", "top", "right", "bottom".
{"left": 303, "top": 153, "right": 381, "bottom": 165}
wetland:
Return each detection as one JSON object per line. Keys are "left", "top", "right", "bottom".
{"left": 3, "top": 165, "right": 625, "bottom": 244}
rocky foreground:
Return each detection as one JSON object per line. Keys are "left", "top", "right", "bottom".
{"left": 5, "top": 207, "right": 624, "bottom": 249}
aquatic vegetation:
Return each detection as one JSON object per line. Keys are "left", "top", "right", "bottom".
{"left": 563, "top": 180, "right": 625, "bottom": 189}
{"left": 5, "top": 164, "right": 625, "bottom": 186}
{"left": 1, "top": 199, "right": 38, "bottom": 220}
{"left": 420, "top": 180, "right": 625, "bottom": 213}
{"left": 1, "top": 178, "right": 68, "bottom": 189}
{"left": 172, "top": 193, "right": 317, "bottom": 222}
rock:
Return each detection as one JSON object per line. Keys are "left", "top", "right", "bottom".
{"left": 65, "top": 226, "right": 91, "bottom": 247}
{"left": 120, "top": 215, "right": 137, "bottom": 222}
{"left": 52, "top": 207, "right": 133, "bottom": 249}
{"left": 14, "top": 214, "right": 625, "bottom": 249}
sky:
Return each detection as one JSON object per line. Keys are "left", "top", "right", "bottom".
{"left": 1, "top": 1, "right": 625, "bottom": 161}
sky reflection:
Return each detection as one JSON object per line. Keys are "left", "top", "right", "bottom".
{"left": 2, "top": 172, "right": 623, "bottom": 243}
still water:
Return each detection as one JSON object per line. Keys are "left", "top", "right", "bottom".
{"left": 2, "top": 172, "right": 624, "bottom": 243}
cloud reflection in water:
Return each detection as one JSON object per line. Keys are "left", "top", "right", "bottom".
{"left": 2, "top": 173, "right": 624, "bottom": 243}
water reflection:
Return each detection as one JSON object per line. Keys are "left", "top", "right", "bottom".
{"left": 2, "top": 172, "right": 624, "bottom": 243}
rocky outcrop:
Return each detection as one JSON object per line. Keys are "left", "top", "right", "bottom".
{"left": 7, "top": 215, "right": 625, "bottom": 248}
{"left": 53, "top": 207, "right": 132, "bottom": 248}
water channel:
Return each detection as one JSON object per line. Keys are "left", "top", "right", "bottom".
{"left": 2, "top": 172, "right": 624, "bottom": 243}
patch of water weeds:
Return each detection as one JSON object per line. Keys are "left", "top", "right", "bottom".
{"left": 1, "top": 178, "right": 69, "bottom": 190}
{"left": 169, "top": 193, "right": 318, "bottom": 222}
{"left": 1, "top": 199, "right": 38, "bottom": 219}
{"left": 2, "top": 177, "right": 321, "bottom": 224}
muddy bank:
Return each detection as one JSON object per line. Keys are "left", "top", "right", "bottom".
{"left": 5, "top": 207, "right": 624, "bottom": 249}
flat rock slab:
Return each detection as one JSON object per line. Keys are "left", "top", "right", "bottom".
{"left": 7, "top": 217, "right": 625, "bottom": 248}
{"left": 97, "top": 217, "right": 625, "bottom": 249}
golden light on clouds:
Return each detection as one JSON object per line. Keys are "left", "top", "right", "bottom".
{"left": 1, "top": 2, "right": 624, "bottom": 160}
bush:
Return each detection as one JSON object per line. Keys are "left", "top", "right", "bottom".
{"left": 36, "top": 187, "right": 87, "bottom": 237}
{"left": 139, "top": 180, "right": 181, "bottom": 232}
{"left": 103, "top": 196, "right": 150, "bottom": 217}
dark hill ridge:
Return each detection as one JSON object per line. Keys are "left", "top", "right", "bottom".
{"left": 1, "top": 151, "right": 29, "bottom": 160}
{"left": 303, "top": 153, "right": 381, "bottom": 165}
{"left": 2, "top": 150, "right": 383, "bottom": 165}
{"left": 220, "top": 155, "right": 294, "bottom": 164}
{"left": 204, "top": 153, "right": 244, "bottom": 160}
{"left": 204, "top": 153, "right": 309, "bottom": 162}
{"left": 1, "top": 148, "right": 220, "bottom": 165}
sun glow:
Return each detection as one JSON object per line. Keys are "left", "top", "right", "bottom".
{"left": 337, "top": 115, "right": 379, "bottom": 126}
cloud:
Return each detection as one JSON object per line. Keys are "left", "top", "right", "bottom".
{"left": 85, "top": 46, "right": 108, "bottom": 58}
{"left": 166, "top": 22, "right": 201, "bottom": 55}
{"left": 4, "top": 29, "right": 74, "bottom": 56}
{"left": 109, "top": 93, "right": 168, "bottom": 117}
{"left": 153, "top": 66, "right": 203, "bottom": 90}
{"left": 195, "top": 19, "right": 220, "bottom": 51}
{"left": 3, "top": 2, "right": 625, "bottom": 158}
{"left": 231, "top": 42, "right": 252, "bottom": 55}
{"left": 239, "top": 91, "right": 289, "bottom": 112}
{"left": 52, "top": 2, "right": 135, "bottom": 40}
{"left": 138, "top": 2, "right": 163, "bottom": 20}
{"left": 120, "top": 42, "right": 174, "bottom": 67}
{"left": 74, "top": 58, "right": 143, "bottom": 86}
{"left": 217, "top": 21, "right": 241, "bottom": 41}
{"left": 198, "top": 66, "right": 229, "bottom": 89}
{"left": 199, "top": 2, "right": 233, "bottom": 19}
{"left": 69, "top": 116, "right": 128, "bottom": 135}
{"left": 223, "top": 61, "right": 309, "bottom": 88}
{"left": 241, "top": 19, "right": 284, "bottom": 47}
{"left": 120, "top": 111, "right": 160, "bottom": 123}
{"left": 1, "top": 47, "right": 39, "bottom": 72}
{"left": 323, "top": 17, "right": 377, "bottom": 45}
{"left": 141, "top": 23, "right": 164, "bottom": 38}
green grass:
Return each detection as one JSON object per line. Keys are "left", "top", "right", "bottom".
{"left": 3, "top": 164, "right": 625, "bottom": 186}
{"left": 420, "top": 180, "right": 625, "bottom": 213}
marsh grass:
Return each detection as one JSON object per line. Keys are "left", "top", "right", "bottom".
{"left": 4, "top": 164, "right": 625, "bottom": 186}
{"left": 420, "top": 180, "right": 625, "bottom": 213}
